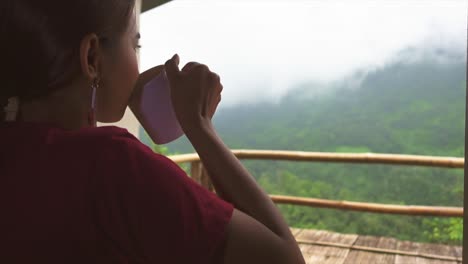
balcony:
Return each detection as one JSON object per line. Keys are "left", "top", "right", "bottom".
{"left": 169, "top": 150, "right": 463, "bottom": 263}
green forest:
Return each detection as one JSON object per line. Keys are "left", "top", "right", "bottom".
{"left": 142, "top": 54, "right": 465, "bottom": 245}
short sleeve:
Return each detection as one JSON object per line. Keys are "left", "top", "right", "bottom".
{"left": 94, "top": 132, "right": 234, "bottom": 264}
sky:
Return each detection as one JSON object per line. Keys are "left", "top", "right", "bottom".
{"left": 140, "top": 0, "right": 467, "bottom": 107}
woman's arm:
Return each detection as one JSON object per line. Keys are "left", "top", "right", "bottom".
{"left": 165, "top": 54, "right": 305, "bottom": 264}
{"left": 185, "top": 120, "right": 295, "bottom": 242}
{"left": 185, "top": 120, "right": 305, "bottom": 264}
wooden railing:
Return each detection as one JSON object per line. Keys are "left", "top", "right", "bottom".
{"left": 168, "top": 150, "right": 464, "bottom": 217}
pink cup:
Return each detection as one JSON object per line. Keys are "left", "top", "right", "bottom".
{"left": 130, "top": 69, "right": 184, "bottom": 145}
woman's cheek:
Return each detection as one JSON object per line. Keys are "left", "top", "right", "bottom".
{"left": 124, "top": 49, "right": 140, "bottom": 99}
{"left": 112, "top": 49, "right": 140, "bottom": 119}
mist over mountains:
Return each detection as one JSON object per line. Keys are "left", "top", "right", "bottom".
{"left": 140, "top": 45, "right": 465, "bottom": 244}
{"left": 141, "top": 0, "right": 467, "bottom": 109}
{"left": 162, "top": 45, "right": 466, "bottom": 156}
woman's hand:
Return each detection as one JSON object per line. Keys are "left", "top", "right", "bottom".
{"left": 164, "top": 54, "right": 223, "bottom": 131}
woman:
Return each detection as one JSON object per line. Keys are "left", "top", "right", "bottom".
{"left": 0, "top": 1, "right": 305, "bottom": 263}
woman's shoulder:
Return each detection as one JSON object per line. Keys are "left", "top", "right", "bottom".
{"left": 0, "top": 121, "right": 177, "bottom": 174}
{"left": 7, "top": 122, "right": 171, "bottom": 166}
{"left": 74, "top": 126, "right": 169, "bottom": 163}
{"left": 68, "top": 125, "right": 137, "bottom": 143}
{"left": 81, "top": 126, "right": 178, "bottom": 172}
{"left": 0, "top": 121, "right": 138, "bottom": 147}
{"left": 49, "top": 124, "right": 140, "bottom": 151}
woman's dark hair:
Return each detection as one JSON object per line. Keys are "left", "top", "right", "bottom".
{"left": 0, "top": 0, "right": 136, "bottom": 112}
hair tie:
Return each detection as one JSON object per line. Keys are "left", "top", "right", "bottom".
{"left": 3, "top": 97, "right": 20, "bottom": 121}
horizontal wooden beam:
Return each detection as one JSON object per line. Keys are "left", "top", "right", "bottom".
{"left": 270, "top": 195, "right": 463, "bottom": 217}
{"left": 141, "top": 0, "right": 172, "bottom": 13}
{"left": 168, "top": 150, "right": 464, "bottom": 168}
{"left": 169, "top": 153, "right": 200, "bottom": 164}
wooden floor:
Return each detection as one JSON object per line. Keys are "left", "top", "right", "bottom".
{"left": 290, "top": 228, "right": 462, "bottom": 264}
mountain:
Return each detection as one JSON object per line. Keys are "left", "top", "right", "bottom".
{"left": 142, "top": 49, "right": 466, "bottom": 244}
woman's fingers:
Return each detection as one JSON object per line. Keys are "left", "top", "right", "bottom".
{"left": 207, "top": 81, "right": 222, "bottom": 119}
{"left": 166, "top": 54, "right": 223, "bottom": 125}
{"left": 182, "top": 62, "right": 200, "bottom": 72}
{"left": 164, "top": 54, "right": 180, "bottom": 83}
{"left": 209, "top": 93, "right": 222, "bottom": 119}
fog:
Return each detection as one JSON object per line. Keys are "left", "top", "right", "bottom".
{"left": 140, "top": 0, "right": 467, "bottom": 107}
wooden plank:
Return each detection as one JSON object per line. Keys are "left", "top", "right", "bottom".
{"left": 304, "top": 244, "right": 350, "bottom": 264}
{"left": 450, "top": 245, "right": 463, "bottom": 264}
{"left": 290, "top": 227, "right": 303, "bottom": 237}
{"left": 293, "top": 228, "right": 461, "bottom": 264}
{"left": 299, "top": 244, "right": 315, "bottom": 264}
{"left": 416, "top": 242, "right": 458, "bottom": 264}
{"left": 296, "top": 229, "right": 358, "bottom": 245}
{"left": 395, "top": 240, "right": 421, "bottom": 264}
{"left": 296, "top": 230, "right": 358, "bottom": 264}
{"left": 343, "top": 235, "right": 397, "bottom": 264}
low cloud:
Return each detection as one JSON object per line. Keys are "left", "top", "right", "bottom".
{"left": 141, "top": 0, "right": 467, "bottom": 107}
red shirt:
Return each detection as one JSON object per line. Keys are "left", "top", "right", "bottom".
{"left": 0, "top": 122, "right": 234, "bottom": 263}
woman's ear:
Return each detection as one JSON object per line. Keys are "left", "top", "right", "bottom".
{"left": 79, "top": 33, "right": 102, "bottom": 81}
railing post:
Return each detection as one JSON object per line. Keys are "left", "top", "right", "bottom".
{"left": 189, "top": 161, "right": 215, "bottom": 193}
{"left": 200, "top": 165, "right": 215, "bottom": 193}
{"left": 190, "top": 161, "right": 202, "bottom": 183}
{"left": 463, "top": 18, "right": 468, "bottom": 264}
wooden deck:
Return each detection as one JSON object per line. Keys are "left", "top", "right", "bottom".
{"left": 290, "top": 228, "right": 462, "bottom": 264}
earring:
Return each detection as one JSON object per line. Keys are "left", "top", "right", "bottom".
{"left": 87, "top": 78, "right": 99, "bottom": 127}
